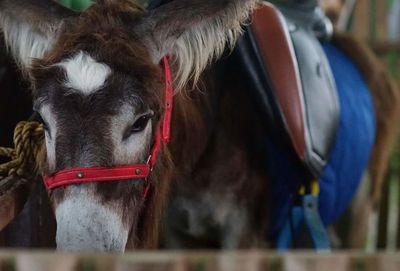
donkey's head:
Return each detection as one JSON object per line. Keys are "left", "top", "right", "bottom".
{"left": 0, "top": 0, "right": 257, "bottom": 251}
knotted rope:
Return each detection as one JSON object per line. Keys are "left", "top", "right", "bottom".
{"left": 0, "top": 121, "right": 44, "bottom": 179}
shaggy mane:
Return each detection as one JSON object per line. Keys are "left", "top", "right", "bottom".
{"left": 167, "top": 1, "right": 257, "bottom": 91}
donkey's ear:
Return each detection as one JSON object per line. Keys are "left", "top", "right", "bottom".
{"left": 0, "top": 0, "right": 78, "bottom": 69}
{"left": 140, "top": 0, "right": 258, "bottom": 90}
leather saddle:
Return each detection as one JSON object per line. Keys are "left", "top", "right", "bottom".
{"left": 235, "top": 2, "right": 340, "bottom": 178}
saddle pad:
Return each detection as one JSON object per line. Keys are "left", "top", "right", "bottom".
{"left": 318, "top": 43, "right": 375, "bottom": 224}
{"left": 267, "top": 42, "right": 375, "bottom": 238}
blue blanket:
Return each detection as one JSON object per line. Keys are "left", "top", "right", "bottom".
{"left": 267, "top": 43, "right": 376, "bottom": 238}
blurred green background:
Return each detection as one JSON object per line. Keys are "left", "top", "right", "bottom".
{"left": 59, "top": 0, "right": 92, "bottom": 11}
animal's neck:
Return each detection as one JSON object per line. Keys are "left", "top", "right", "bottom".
{"left": 169, "top": 69, "right": 222, "bottom": 177}
{"left": 169, "top": 57, "right": 268, "bottom": 186}
{"left": 162, "top": 58, "right": 270, "bottom": 249}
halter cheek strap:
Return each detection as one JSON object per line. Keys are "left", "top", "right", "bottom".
{"left": 43, "top": 56, "right": 173, "bottom": 196}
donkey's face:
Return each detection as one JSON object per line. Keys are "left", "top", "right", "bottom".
{"left": 34, "top": 42, "right": 163, "bottom": 252}
{"left": 31, "top": 3, "right": 164, "bottom": 251}
{"left": 0, "top": 0, "right": 257, "bottom": 251}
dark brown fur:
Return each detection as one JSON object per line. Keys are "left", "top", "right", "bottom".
{"left": 163, "top": 61, "right": 270, "bottom": 248}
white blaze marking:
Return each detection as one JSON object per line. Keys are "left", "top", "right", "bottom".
{"left": 58, "top": 51, "right": 111, "bottom": 95}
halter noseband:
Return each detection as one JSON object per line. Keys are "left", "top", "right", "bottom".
{"left": 43, "top": 56, "right": 173, "bottom": 197}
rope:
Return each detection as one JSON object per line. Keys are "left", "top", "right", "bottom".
{"left": 0, "top": 121, "right": 44, "bottom": 179}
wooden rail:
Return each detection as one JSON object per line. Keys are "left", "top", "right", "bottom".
{"left": 0, "top": 251, "right": 398, "bottom": 271}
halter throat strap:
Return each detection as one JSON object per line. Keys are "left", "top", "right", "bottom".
{"left": 43, "top": 57, "right": 173, "bottom": 191}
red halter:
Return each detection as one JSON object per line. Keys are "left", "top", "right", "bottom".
{"left": 43, "top": 56, "right": 173, "bottom": 197}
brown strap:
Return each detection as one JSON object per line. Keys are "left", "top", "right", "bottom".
{"left": 250, "top": 3, "right": 306, "bottom": 159}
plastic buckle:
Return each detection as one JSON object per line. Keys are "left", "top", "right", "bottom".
{"left": 276, "top": 181, "right": 330, "bottom": 252}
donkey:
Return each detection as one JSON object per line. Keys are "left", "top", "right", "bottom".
{"left": 0, "top": 0, "right": 270, "bottom": 251}
{"left": 0, "top": 0, "right": 399, "bottom": 252}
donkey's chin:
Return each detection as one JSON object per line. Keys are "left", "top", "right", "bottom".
{"left": 55, "top": 189, "right": 129, "bottom": 252}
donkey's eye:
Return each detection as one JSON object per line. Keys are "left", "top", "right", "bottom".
{"left": 130, "top": 114, "right": 153, "bottom": 134}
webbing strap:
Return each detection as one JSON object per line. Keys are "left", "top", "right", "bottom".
{"left": 276, "top": 182, "right": 331, "bottom": 252}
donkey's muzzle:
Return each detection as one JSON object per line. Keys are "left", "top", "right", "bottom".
{"left": 55, "top": 186, "right": 129, "bottom": 252}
